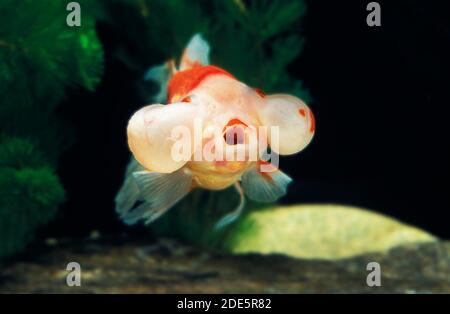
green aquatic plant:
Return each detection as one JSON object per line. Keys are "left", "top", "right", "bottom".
{"left": 0, "top": 137, "right": 65, "bottom": 258}
{"left": 0, "top": 0, "right": 103, "bottom": 258}
{"left": 0, "top": 0, "right": 103, "bottom": 162}
{"left": 95, "top": 0, "right": 310, "bottom": 100}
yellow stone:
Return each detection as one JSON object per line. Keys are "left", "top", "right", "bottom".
{"left": 226, "top": 204, "right": 437, "bottom": 260}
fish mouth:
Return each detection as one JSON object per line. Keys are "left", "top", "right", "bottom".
{"left": 187, "top": 159, "right": 250, "bottom": 175}
{"left": 188, "top": 161, "right": 247, "bottom": 191}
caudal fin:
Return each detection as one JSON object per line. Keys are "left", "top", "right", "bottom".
{"left": 143, "top": 33, "right": 210, "bottom": 103}
{"left": 144, "top": 59, "right": 176, "bottom": 103}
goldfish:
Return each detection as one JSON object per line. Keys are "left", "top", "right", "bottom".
{"left": 115, "top": 34, "right": 315, "bottom": 228}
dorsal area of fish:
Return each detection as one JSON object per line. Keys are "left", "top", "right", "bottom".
{"left": 167, "top": 65, "right": 235, "bottom": 103}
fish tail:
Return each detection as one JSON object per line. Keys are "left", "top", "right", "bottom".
{"left": 143, "top": 33, "right": 210, "bottom": 103}
{"left": 144, "top": 59, "right": 176, "bottom": 103}
{"left": 115, "top": 158, "right": 144, "bottom": 216}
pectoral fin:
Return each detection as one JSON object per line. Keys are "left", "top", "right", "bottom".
{"left": 119, "top": 167, "right": 192, "bottom": 225}
{"left": 241, "top": 164, "right": 292, "bottom": 203}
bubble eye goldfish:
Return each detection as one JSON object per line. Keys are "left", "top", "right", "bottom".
{"left": 115, "top": 34, "right": 315, "bottom": 228}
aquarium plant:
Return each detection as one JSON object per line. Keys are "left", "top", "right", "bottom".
{"left": 0, "top": 0, "right": 103, "bottom": 258}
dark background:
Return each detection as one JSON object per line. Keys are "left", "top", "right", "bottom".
{"left": 46, "top": 0, "right": 450, "bottom": 239}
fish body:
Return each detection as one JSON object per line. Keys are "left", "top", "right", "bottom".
{"left": 116, "top": 34, "right": 315, "bottom": 227}
{"left": 170, "top": 68, "right": 263, "bottom": 191}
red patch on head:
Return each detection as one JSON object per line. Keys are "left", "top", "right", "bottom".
{"left": 181, "top": 96, "right": 191, "bottom": 103}
{"left": 168, "top": 65, "right": 235, "bottom": 102}
{"left": 182, "top": 59, "right": 202, "bottom": 70}
{"left": 224, "top": 118, "right": 248, "bottom": 128}
{"left": 309, "top": 110, "right": 315, "bottom": 133}
{"left": 254, "top": 88, "right": 266, "bottom": 98}
{"left": 298, "top": 108, "right": 306, "bottom": 117}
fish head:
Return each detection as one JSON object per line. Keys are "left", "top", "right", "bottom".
{"left": 127, "top": 64, "right": 315, "bottom": 181}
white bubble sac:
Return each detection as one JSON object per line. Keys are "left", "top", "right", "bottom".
{"left": 258, "top": 94, "right": 315, "bottom": 155}
{"left": 127, "top": 102, "right": 204, "bottom": 173}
